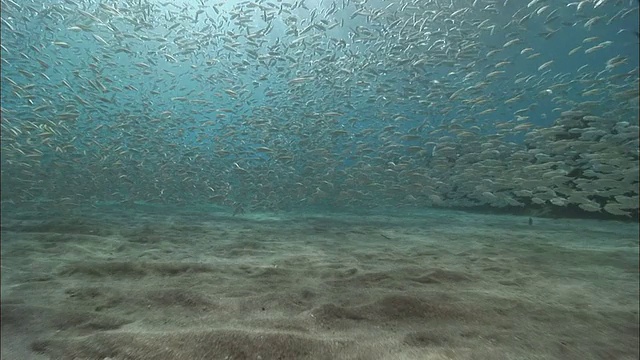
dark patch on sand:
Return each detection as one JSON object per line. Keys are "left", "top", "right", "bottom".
{"left": 410, "top": 268, "right": 473, "bottom": 284}
{"left": 2, "top": 304, "right": 130, "bottom": 335}
{"left": 145, "top": 288, "right": 213, "bottom": 308}
{"left": 31, "top": 330, "right": 350, "bottom": 360}
{"left": 58, "top": 261, "right": 215, "bottom": 277}
{"left": 403, "top": 331, "right": 451, "bottom": 347}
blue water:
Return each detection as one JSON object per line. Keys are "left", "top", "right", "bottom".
{"left": 1, "top": 0, "right": 638, "bottom": 218}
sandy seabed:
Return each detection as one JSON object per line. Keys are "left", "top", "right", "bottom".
{"left": 1, "top": 203, "right": 638, "bottom": 360}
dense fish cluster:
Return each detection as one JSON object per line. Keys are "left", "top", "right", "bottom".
{"left": 1, "top": 0, "right": 638, "bottom": 218}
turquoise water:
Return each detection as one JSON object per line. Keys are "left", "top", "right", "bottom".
{"left": 1, "top": 0, "right": 638, "bottom": 219}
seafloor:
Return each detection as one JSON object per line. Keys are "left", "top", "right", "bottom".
{"left": 1, "top": 203, "right": 638, "bottom": 360}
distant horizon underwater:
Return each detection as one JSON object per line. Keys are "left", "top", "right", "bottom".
{"left": 1, "top": 0, "right": 639, "bottom": 359}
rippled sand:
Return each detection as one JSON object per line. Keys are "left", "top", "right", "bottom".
{"left": 1, "top": 204, "right": 638, "bottom": 360}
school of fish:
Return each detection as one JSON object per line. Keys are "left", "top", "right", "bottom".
{"left": 1, "top": 0, "right": 638, "bottom": 219}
